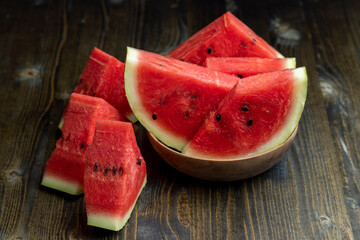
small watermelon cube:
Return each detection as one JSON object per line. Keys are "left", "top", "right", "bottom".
{"left": 41, "top": 93, "right": 126, "bottom": 195}
{"left": 84, "top": 120, "right": 146, "bottom": 231}
{"left": 74, "top": 47, "right": 136, "bottom": 122}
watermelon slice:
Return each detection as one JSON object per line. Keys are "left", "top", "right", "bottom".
{"left": 205, "top": 57, "right": 296, "bottom": 78}
{"left": 41, "top": 93, "right": 125, "bottom": 195}
{"left": 168, "top": 12, "right": 283, "bottom": 66}
{"left": 84, "top": 120, "right": 146, "bottom": 231}
{"left": 124, "top": 47, "right": 240, "bottom": 151}
{"left": 73, "top": 47, "right": 136, "bottom": 122}
{"left": 183, "top": 68, "right": 308, "bottom": 159}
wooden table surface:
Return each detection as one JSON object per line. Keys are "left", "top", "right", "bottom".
{"left": 1, "top": 0, "right": 359, "bottom": 239}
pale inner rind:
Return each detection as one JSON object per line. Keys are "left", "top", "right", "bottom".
{"left": 41, "top": 174, "right": 83, "bottom": 195}
{"left": 86, "top": 176, "right": 147, "bottom": 231}
{"left": 286, "top": 58, "right": 296, "bottom": 69}
{"left": 124, "top": 47, "right": 188, "bottom": 150}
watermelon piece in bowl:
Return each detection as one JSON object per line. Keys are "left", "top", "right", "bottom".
{"left": 41, "top": 93, "right": 126, "bottom": 195}
{"left": 73, "top": 47, "right": 136, "bottom": 122}
{"left": 124, "top": 47, "right": 240, "bottom": 151}
{"left": 168, "top": 12, "right": 283, "bottom": 66}
{"left": 84, "top": 120, "right": 146, "bottom": 231}
{"left": 205, "top": 57, "right": 296, "bottom": 78}
{"left": 183, "top": 67, "right": 308, "bottom": 159}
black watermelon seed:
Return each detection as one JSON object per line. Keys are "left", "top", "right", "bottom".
{"left": 93, "top": 164, "right": 98, "bottom": 172}
{"left": 252, "top": 38, "right": 256, "bottom": 42}
{"left": 191, "top": 94, "right": 197, "bottom": 99}
{"left": 241, "top": 106, "right": 249, "bottom": 111}
{"left": 118, "top": 168, "right": 123, "bottom": 175}
{"left": 92, "top": 90, "right": 96, "bottom": 96}
{"left": 185, "top": 113, "right": 189, "bottom": 118}
{"left": 137, "top": 157, "right": 142, "bottom": 165}
{"left": 79, "top": 78, "right": 83, "bottom": 84}
{"left": 152, "top": 113, "right": 157, "bottom": 120}
{"left": 207, "top": 47, "right": 212, "bottom": 54}
{"left": 216, "top": 113, "right": 221, "bottom": 121}
{"left": 105, "top": 167, "right": 109, "bottom": 175}
{"left": 80, "top": 142, "right": 85, "bottom": 149}
{"left": 180, "top": 58, "right": 184, "bottom": 61}
{"left": 241, "top": 43, "right": 247, "bottom": 48}
{"left": 247, "top": 119, "right": 253, "bottom": 126}
{"left": 237, "top": 73, "right": 243, "bottom": 78}
{"left": 113, "top": 167, "right": 117, "bottom": 175}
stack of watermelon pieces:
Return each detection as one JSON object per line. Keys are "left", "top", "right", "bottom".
{"left": 125, "top": 12, "right": 307, "bottom": 158}
{"left": 41, "top": 11, "right": 307, "bottom": 231}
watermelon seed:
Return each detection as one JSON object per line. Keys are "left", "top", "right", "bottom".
{"left": 191, "top": 94, "right": 197, "bottom": 99}
{"left": 152, "top": 113, "right": 157, "bottom": 120}
{"left": 112, "top": 167, "right": 117, "bottom": 175}
{"left": 105, "top": 167, "right": 109, "bottom": 175}
{"left": 241, "top": 43, "right": 247, "bottom": 48}
{"left": 237, "top": 73, "right": 243, "bottom": 78}
{"left": 207, "top": 47, "right": 212, "bottom": 54}
{"left": 180, "top": 58, "right": 184, "bottom": 61}
{"left": 216, "top": 114, "right": 221, "bottom": 121}
{"left": 93, "top": 164, "right": 98, "bottom": 172}
{"left": 185, "top": 113, "right": 189, "bottom": 118}
{"left": 119, "top": 168, "right": 123, "bottom": 176}
{"left": 80, "top": 142, "right": 85, "bottom": 149}
{"left": 252, "top": 38, "right": 256, "bottom": 42}
{"left": 79, "top": 78, "right": 83, "bottom": 84}
{"left": 241, "top": 106, "right": 249, "bottom": 111}
{"left": 247, "top": 119, "right": 253, "bottom": 126}
{"left": 83, "top": 83, "right": 87, "bottom": 89}
{"left": 137, "top": 157, "right": 142, "bottom": 165}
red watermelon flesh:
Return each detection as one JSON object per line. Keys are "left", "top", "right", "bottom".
{"left": 41, "top": 143, "right": 85, "bottom": 194}
{"left": 60, "top": 93, "right": 127, "bottom": 147}
{"left": 183, "top": 68, "right": 308, "bottom": 159}
{"left": 84, "top": 120, "right": 146, "bottom": 231}
{"left": 41, "top": 93, "right": 125, "bottom": 195}
{"left": 167, "top": 12, "right": 283, "bottom": 66}
{"left": 124, "top": 47, "right": 240, "bottom": 151}
{"left": 205, "top": 57, "right": 296, "bottom": 78}
{"left": 73, "top": 47, "right": 136, "bottom": 122}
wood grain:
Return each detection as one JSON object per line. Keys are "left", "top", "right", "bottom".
{"left": 0, "top": 0, "right": 359, "bottom": 239}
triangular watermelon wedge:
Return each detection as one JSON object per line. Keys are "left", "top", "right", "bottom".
{"left": 73, "top": 48, "right": 136, "bottom": 122}
{"left": 168, "top": 12, "right": 283, "bottom": 65}
{"left": 183, "top": 68, "right": 308, "bottom": 159}
{"left": 124, "top": 47, "right": 240, "bottom": 151}
{"left": 84, "top": 120, "right": 146, "bottom": 231}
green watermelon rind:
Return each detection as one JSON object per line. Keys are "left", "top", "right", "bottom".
{"left": 58, "top": 118, "right": 64, "bottom": 130}
{"left": 124, "top": 47, "right": 188, "bottom": 150}
{"left": 41, "top": 174, "right": 83, "bottom": 195}
{"left": 86, "top": 175, "right": 147, "bottom": 231}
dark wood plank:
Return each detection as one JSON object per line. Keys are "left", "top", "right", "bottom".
{"left": 0, "top": 1, "right": 65, "bottom": 239}
{"left": 304, "top": 0, "right": 360, "bottom": 236}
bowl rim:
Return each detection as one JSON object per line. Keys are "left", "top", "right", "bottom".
{"left": 147, "top": 125, "right": 298, "bottom": 162}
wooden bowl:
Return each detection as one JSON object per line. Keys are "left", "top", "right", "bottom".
{"left": 147, "top": 126, "right": 298, "bottom": 181}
